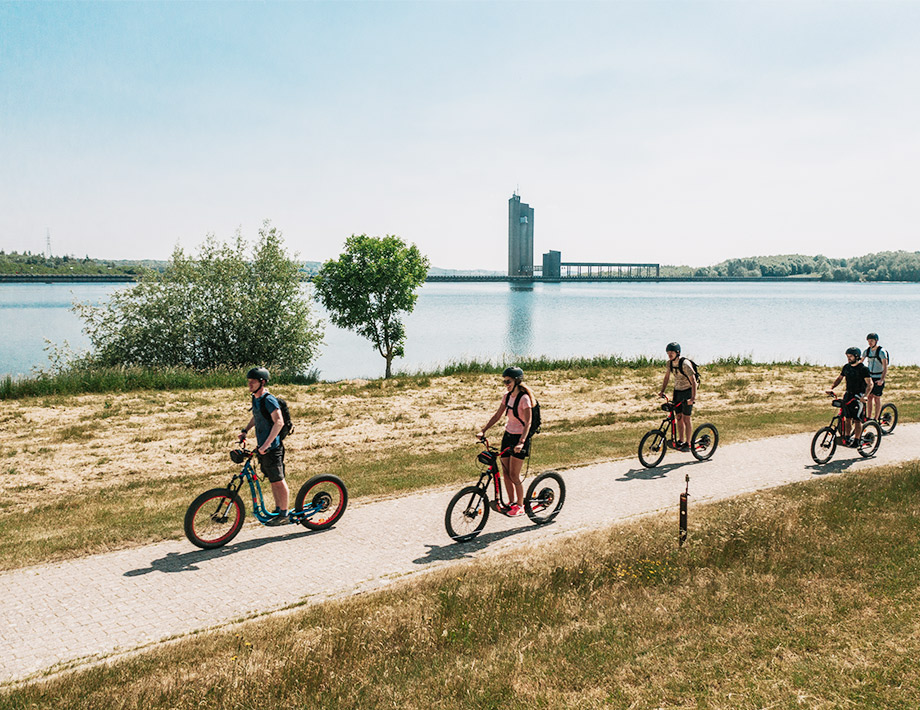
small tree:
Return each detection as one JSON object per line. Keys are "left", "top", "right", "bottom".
{"left": 74, "top": 222, "right": 323, "bottom": 377}
{"left": 314, "top": 234, "right": 429, "bottom": 378}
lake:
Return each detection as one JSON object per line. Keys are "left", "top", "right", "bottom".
{"left": 1, "top": 281, "right": 918, "bottom": 381}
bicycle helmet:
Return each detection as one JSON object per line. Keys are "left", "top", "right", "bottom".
{"left": 502, "top": 366, "right": 524, "bottom": 381}
{"left": 866, "top": 332, "right": 879, "bottom": 341}
{"left": 230, "top": 449, "right": 246, "bottom": 464}
{"left": 666, "top": 342, "right": 681, "bottom": 354}
{"left": 246, "top": 366, "right": 270, "bottom": 383}
{"left": 845, "top": 347, "right": 862, "bottom": 359}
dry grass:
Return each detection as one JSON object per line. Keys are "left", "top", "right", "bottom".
{"left": 1, "top": 364, "right": 918, "bottom": 570}
{"left": 5, "top": 460, "right": 920, "bottom": 709}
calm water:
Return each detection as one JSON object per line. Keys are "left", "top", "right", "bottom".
{"left": 2, "top": 281, "right": 919, "bottom": 381}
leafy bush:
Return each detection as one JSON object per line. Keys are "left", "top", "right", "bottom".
{"left": 72, "top": 223, "right": 323, "bottom": 377}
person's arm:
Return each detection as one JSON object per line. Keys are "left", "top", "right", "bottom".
{"left": 659, "top": 367, "right": 671, "bottom": 397}
{"left": 683, "top": 361, "right": 698, "bottom": 403}
{"left": 478, "top": 399, "right": 507, "bottom": 438}
{"left": 862, "top": 376, "right": 873, "bottom": 399}
{"left": 238, "top": 416, "right": 255, "bottom": 442}
{"left": 259, "top": 409, "right": 284, "bottom": 454}
{"left": 827, "top": 372, "right": 843, "bottom": 394}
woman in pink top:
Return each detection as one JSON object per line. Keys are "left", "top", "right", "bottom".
{"left": 478, "top": 367, "right": 535, "bottom": 517}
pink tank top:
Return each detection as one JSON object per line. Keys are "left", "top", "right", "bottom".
{"left": 504, "top": 392, "right": 532, "bottom": 435}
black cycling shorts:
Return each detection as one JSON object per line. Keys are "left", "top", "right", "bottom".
{"left": 673, "top": 388, "right": 693, "bottom": 416}
{"left": 871, "top": 380, "right": 885, "bottom": 396}
{"left": 843, "top": 396, "right": 864, "bottom": 420}
{"left": 256, "top": 444, "right": 286, "bottom": 483}
{"left": 501, "top": 431, "right": 531, "bottom": 460}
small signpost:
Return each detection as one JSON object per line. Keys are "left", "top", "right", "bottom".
{"left": 679, "top": 474, "right": 690, "bottom": 547}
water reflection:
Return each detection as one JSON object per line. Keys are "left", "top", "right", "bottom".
{"left": 505, "top": 285, "right": 534, "bottom": 357}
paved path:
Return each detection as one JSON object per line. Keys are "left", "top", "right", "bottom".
{"left": 2, "top": 425, "right": 919, "bottom": 684}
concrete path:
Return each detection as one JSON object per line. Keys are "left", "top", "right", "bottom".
{"left": 2, "top": 424, "right": 918, "bottom": 685}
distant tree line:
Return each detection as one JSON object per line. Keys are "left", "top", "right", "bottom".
{"left": 0, "top": 251, "right": 143, "bottom": 276}
{"left": 661, "top": 250, "right": 920, "bottom": 281}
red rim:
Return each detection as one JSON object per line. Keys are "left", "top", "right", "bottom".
{"left": 192, "top": 496, "right": 242, "bottom": 544}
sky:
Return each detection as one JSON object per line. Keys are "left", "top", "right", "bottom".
{"left": 2, "top": 1, "right": 920, "bottom": 271}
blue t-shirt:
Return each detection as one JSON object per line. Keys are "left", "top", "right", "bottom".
{"left": 862, "top": 346, "right": 888, "bottom": 378}
{"left": 252, "top": 393, "right": 281, "bottom": 450}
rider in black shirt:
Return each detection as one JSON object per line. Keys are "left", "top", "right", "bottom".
{"left": 827, "top": 347, "right": 872, "bottom": 446}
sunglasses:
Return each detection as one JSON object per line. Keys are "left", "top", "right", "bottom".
{"left": 502, "top": 379, "right": 513, "bottom": 385}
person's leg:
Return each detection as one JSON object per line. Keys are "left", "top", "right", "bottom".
{"left": 261, "top": 447, "right": 289, "bottom": 514}
{"left": 271, "top": 480, "right": 289, "bottom": 511}
{"left": 675, "top": 413, "right": 685, "bottom": 444}
{"left": 507, "top": 456, "right": 525, "bottom": 507}
{"left": 683, "top": 415, "right": 693, "bottom": 445}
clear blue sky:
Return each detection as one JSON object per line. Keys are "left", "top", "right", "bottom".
{"left": 2, "top": 1, "right": 919, "bottom": 269}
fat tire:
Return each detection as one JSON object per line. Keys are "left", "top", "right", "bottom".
{"left": 184, "top": 487, "right": 245, "bottom": 549}
{"left": 295, "top": 474, "right": 348, "bottom": 531}
{"left": 524, "top": 472, "right": 566, "bottom": 526}
{"left": 810, "top": 426, "right": 837, "bottom": 465}
{"left": 690, "top": 423, "right": 719, "bottom": 462}
{"left": 638, "top": 430, "right": 667, "bottom": 468}
{"left": 445, "top": 486, "right": 489, "bottom": 542}
{"left": 857, "top": 420, "right": 882, "bottom": 458}
{"left": 878, "top": 403, "right": 898, "bottom": 435}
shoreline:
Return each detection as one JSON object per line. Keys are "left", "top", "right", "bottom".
{"left": 3, "top": 273, "right": 919, "bottom": 284}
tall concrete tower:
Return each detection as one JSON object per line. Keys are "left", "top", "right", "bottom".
{"left": 508, "top": 193, "right": 534, "bottom": 277}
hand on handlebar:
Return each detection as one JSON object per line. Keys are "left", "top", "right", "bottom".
{"left": 658, "top": 392, "right": 667, "bottom": 400}
{"left": 825, "top": 390, "right": 836, "bottom": 396}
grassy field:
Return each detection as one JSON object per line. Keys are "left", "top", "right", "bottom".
{"left": 3, "top": 459, "right": 920, "bottom": 708}
{"left": 1, "top": 361, "right": 918, "bottom": 571}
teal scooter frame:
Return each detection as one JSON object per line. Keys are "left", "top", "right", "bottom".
{"left": 184, "top": 444, "right": 348, "bottom": 549}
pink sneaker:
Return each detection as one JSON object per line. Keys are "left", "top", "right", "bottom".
{"left": 507, "top": 504, "right": 524, "bottom": 517}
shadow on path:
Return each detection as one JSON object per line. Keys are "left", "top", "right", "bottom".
{"left": 806, "top": 455, "right": 873, "bottom": 476}
{"left": 124, "top": 528, "right": 321, "bottom": 577}
{"left": 617, "top": 458, "right": 703, "bottom": 481}
{"left": 412, "top": 524, "right": 547, "bottom": 565}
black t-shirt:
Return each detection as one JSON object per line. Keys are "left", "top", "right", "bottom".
{"left": 841, "top": 362, "right": 871, "bottom": 395}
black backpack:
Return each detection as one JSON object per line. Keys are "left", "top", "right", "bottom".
{"left": 866, "top": 346, "right": 890, "bottom": 366}
{"left": 671, "top": 356, "right": 701, "bottom": 384}
{"left": 505, "top": 390, "right": 541, "bottom": 436}
{"left": 258, "top": 394, "right": 294, "bottom": 441}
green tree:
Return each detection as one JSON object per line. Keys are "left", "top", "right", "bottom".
{"left": 74, "top": 222, "right": 323, "bottom": 376}
{"left": 314, "top": 234, "right": 429, "bottom": 378}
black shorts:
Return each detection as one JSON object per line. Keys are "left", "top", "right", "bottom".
{"left": 256, "top": 444, "right": 285, "bottom": 483}
{"left": 843, "top": 396, "right": 864, "bottom": 420}
{"left": 501, "top": 431, "right": 531, "bottom": 460}
{"left": 673, "top": 388, "right": 693, "bottom": 416}
{"left": 871, "top": 380, "right": 885, "bottom": 396}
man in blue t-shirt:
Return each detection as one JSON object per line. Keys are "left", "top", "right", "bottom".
{"left": 860, "top": 332, "right": 888, "bottom": 421}
{"left": 238, "top": 366, "right": 288, "bottom": 525}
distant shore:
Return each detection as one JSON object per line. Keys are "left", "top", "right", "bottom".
{"left": 3, "top": 273, "right": 912, "bottom": 284}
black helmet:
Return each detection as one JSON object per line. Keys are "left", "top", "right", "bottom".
{"left": 845, "top": 347, "right": 861, "bottom": 359}
{"left": 502, "top": 366, "right": 524, "bottom": 381}
{"left": 866, "top": 332, "right": 879, "bottom": 341}
{"left": 666, "top": 342, "right": 681, "bottom": 354}
{"left": 246, "top": 366, "right": 270, "bottom": 383}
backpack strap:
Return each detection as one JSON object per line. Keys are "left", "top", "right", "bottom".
{"left": 505, "top": 389, "right": 531, "bottom": 425}
{"left": 678, "top": 357, "right": 692, "bottom": 380}
{"left": 257, "top": 394, "right": 275, "bottom": 422}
